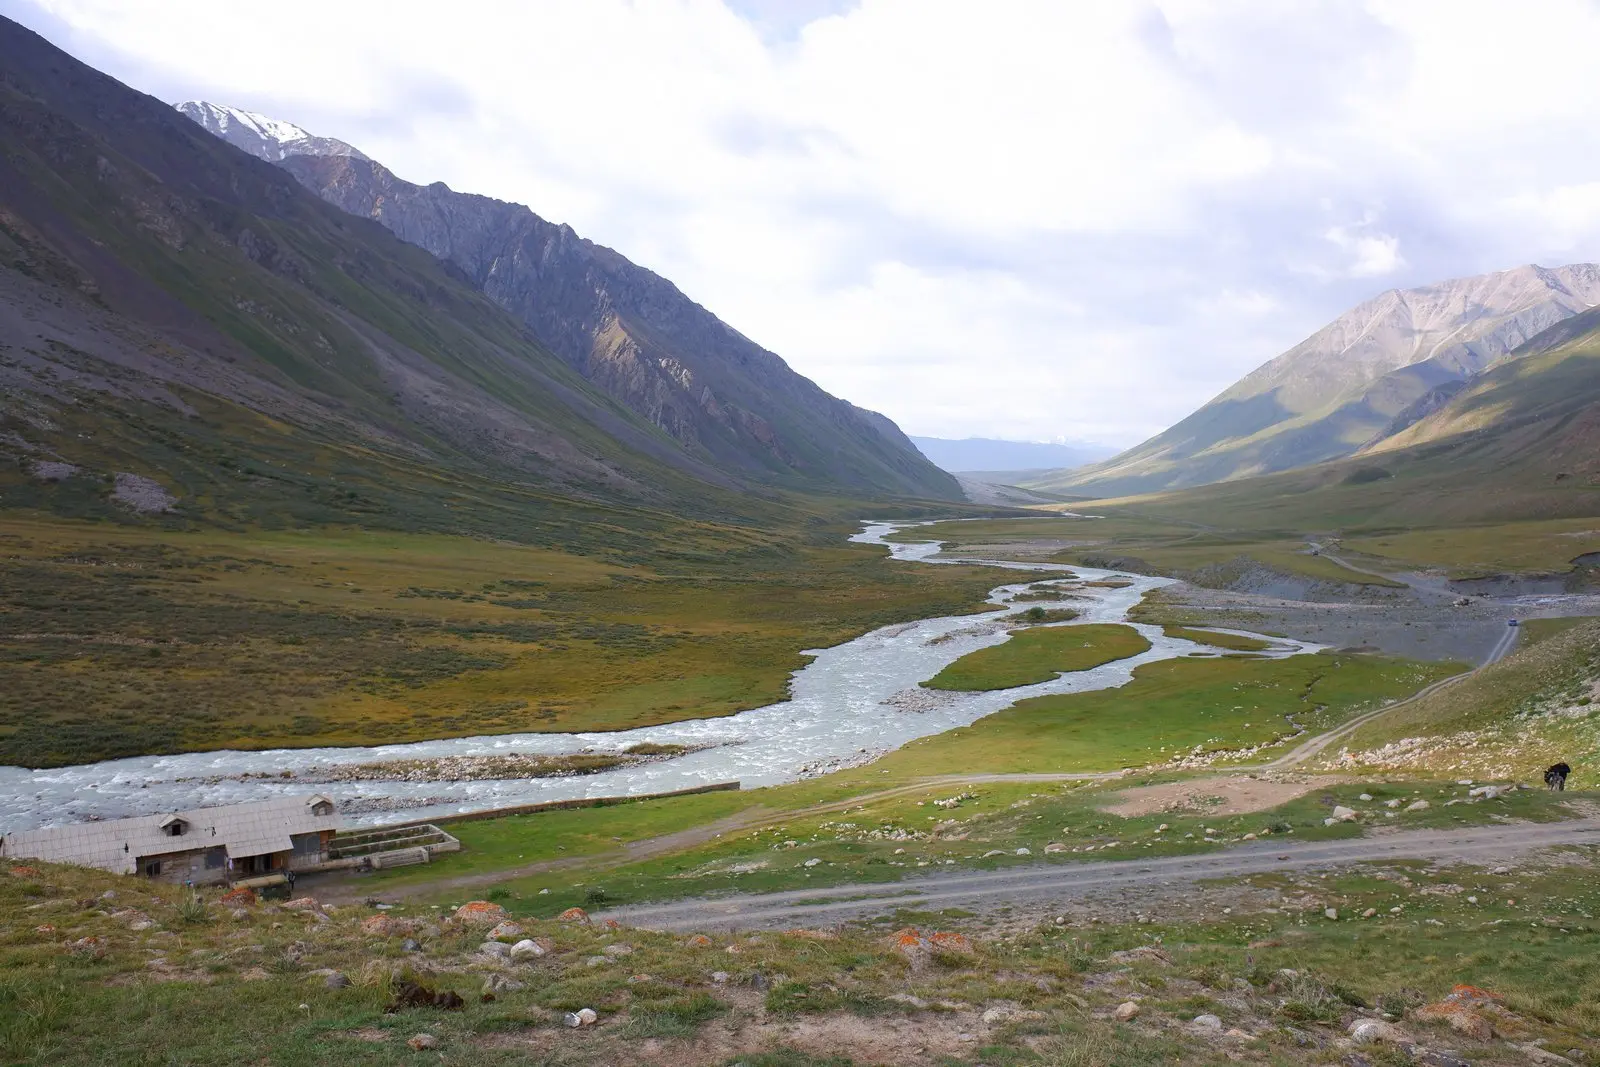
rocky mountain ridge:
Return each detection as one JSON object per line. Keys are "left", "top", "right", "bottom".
{"left": 178, "top": 101, "right": 955, "bottom": 499}
{"left": 1030, "top": 262, "right": 1600, "bottom": 497}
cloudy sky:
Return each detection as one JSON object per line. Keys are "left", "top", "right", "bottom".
{"left": 9, "top": 1, "right": 1600, "bottom": 447}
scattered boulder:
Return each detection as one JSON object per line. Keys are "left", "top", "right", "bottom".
{"left": 1109, "top": 946, "right": 1172, "bottom": 965}
{"left": 1325, "top": 908, "right": 1340, "bottom": 921}
{"left": 478, "top": 941, "right": 511, "bottom": 961}
{"left": 1415, "top": 985, "right": 1505, "bottom": 1042}
{"left": 218, "top": 886, "right": 257, "bottom": 908}
{"left": 1348, "top": 1019, "right": 1408, "bottom": 1045}
{"left": 1405, "top": 800, "right": 1430, "bottom": 812}
{"left": 1014, "top": 847, "right": 1032, "bottom": 856}
{"left": 982, "top": 1003, "right": 1043, "bottom": 1026}
{"left": 563, "top": 1007, "right": 598, "bottom": 1028}
{"left": 557, "top": 907, "right": 590, "bottom": 924}
{"left": 486, "top": 920, "right": 524, "bottom": 941}
{"left": 362, "top": 915, "right": 415, "bottom": 937}
{"left": 401, "top": 938, "right": 422, "bottom": 953}
{"left": 803, "top": 858, "right": 821, "bottom": 868}
{"left": 1331, "top": 806, "right": 1359, "bottom": 822}
{"left": 509, "top": 938, "right": 548, "bottom": 963}
{"left": 68, "top": 936, "right": 106, "bottom": 959}
{"left": 1044, "top": 842, "right": 1067, "bottom": 853}
{"left": 602, "top": 943, "right": 633, "bottom": 957}
{"left": 8, "top": 865, "right": 41, "bottom": 877}
{"left": 406, "top": 1034, "right": 437, "bottom": 1051}
{"left": 324, "top": 972, "right": 351, "bottom": 990}
{"left": 930, "top": 931, "right": 974, "bottom": 954}
{"left": 453, "top": 901, "right": 508, "bottom": 926}
{"left": 1190, "top": 1014, "right": 1223, "bottom": 1032}
{"left": 483, "top": 974, "right": 525, "bottom": 995}
{"left": 1114, "top": 1001, "right": 1140, "bottom": 1021}
{"left": 685, "top": 934, "right": 713, "bottom": 948}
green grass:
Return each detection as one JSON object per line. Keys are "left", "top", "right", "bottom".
{"left": 885, "top": 652, "right": 1462, "bottom": 776}
{"left": 1162, "top": 626, "right": 1274, "bottom": 652}
{"left": 921, "top": 624, "right": 1151, "bottom": 691}
{"left": 1330, "top": 616, "right": 1600, "bottom": 780}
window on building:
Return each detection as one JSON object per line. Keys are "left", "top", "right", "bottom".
{"left": 161, "top": 818, "right": 189, "bottom": 837}
{"left": 142, "top": 859, "right": 162, "bottom": 877}
{"left": 311, "top": 800, "right": 334, "bottom": 817}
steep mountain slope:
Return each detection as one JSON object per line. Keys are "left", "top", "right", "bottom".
{"left": 1094, "top": 306, "right": 1600, "bottom": 533}
{"left": 178, "top": 101, "right": 957, "bottom": 500}
{"left": 1031, "top": 264, "right": 1600, "bottom": 497}
{"left": 0, "top": 16, "right": 793, "bottom": 546}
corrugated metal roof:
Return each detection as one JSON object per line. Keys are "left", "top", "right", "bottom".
{"left": 1, "top": 795, "right": 339, "bottom": 875}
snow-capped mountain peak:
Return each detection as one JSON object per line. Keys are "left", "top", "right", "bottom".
{"left": 174, "top": 101, "right": 368, "bottom": 163}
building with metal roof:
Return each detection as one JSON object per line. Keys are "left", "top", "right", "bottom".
{"left": 1, "top": 795, "right": 339, "bottom": 885}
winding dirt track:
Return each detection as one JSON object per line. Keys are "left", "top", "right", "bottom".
{"left": 600, "top": 817, "right": 1600, "bottom": 931}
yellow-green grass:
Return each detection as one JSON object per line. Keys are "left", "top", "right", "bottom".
{"left": 1342, "top": 517, "right": 1600, "bottom": 578}
{"left": 0, "top": 516, "right": 1017, "bottom": 767}
{"left": 1162, "top": 625, "right": 1273, "bottom": 652}
{"left": 881, "top": 652, "right": 1463, "bottom": 777}
{"left": 922, "top": 623, "right": 1150, "bottom": 691}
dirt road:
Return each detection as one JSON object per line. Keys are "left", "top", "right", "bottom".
{"left": 600, "top": 816, "right": 1600, "bottom": 932}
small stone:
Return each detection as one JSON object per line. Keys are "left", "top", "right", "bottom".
{"left": 584, "top": 955, "right": 610, "bottom": 967}
{"left": 478, "top": 941, "right": 511, "bottom": 960}
{"left": 401, "top": 938, "right": 422, "bottom": 952}
{"left": 1331, "top": 806, "right": 1359, "bottom": 822}
{"left": 1466, "top": 896, "right": 1478, "bottom": 904}
{"left": 1191, "top": 1013, "right": 1223, "bottom": 1032}
{"left": 406, "top": 1034, "right": 437, "bottom": 1051}
{"left": 685, "top": 934, "right": 713, "bottom": 947}
{"left": 1358, "top": 793, "right": 1373, "bottom": 802}
{"left": 1405, "top": 800, "right": 1430, "bottom": 812}
{"left": 803, "top": 858, "right": 821, "bottom": 868}
{"left": 1014, "top": 847, "right": 1031, "bottom": 856}
{"left": 486, "top": 920, "right": 524, "bottom": 941}
{"left": 1325, "top": 908, "right": 1339, "bottom": 920}
{"left": 1044, "top": 842, "right": 1067, "bottom": 853}
{"left": 1114, "top": 1001, "right": 1140, "bottom": 1021}
{"left": 324, "top": 972, "right": 351, "bottom": 989}
{"left": 509, "top": 938, "right": 547, "bottom": 963}
{"left": 1385, "top": 798, "right": 1402, "bottom": 809}
{"left": 710, "top": 971, "right": 730, "bottom": 984}
{"left": 483, "top": 974, "right": 525, "bottom": 995}
{"left": 281, "top": 896, "right": 321, "bottom": 912}
{"left": 1348, "top": 1019, "right": 1405, "bottom": 1044}
{"left": 1362, "top": 908, "right": 1377, "bottom": 918}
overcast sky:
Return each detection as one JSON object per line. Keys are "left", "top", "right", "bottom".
{"left": 9, "top": 1, "right": 1600, "bottom": 447}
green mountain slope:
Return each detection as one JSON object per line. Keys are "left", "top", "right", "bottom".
{"left": 1029, "top": 264, "right": 1600, "bottom": 498}
{"left": 1087, "top": 306, "right": 1600, "bottom": 534}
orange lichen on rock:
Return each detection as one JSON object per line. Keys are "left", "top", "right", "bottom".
{"left": 929, "top": 931, "right": 973, "bottom": 954}
{"left": 8, "top": 865, "right": 40, "bottom": 877}
{"left": 218, "top": 886, "right": 257, "bottom": 908}
{"left": 453, "top": 901, "right": 509, "bottom": 926}
{"left": 557, "top": 907, "right": 590, "bottom": 924}
{"left": 684, "top": 934, "right": 713, "bottom": 948}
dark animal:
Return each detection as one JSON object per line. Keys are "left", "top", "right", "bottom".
{"left": 1544, "top": 762, "right": 1571, "bottom": 791}
{"left": 385, "top": 979, "right": 465, "bottom": 1013}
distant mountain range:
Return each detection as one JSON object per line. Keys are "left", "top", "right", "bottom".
{"left": 909, "top": 436, "right": 1115, "bottom": 475}
{"left": 177, "top": 101, "right": 954, "bottom": 499}
{"left": 1030, "top": 263, "right": 1600, "bottom": 497}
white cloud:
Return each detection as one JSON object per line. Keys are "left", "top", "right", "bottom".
{"left": 13, "top": 0, "right": 1600, "bottom": 446}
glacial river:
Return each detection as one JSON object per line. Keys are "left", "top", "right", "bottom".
{"left": 0, "top": 521, "right": 1320, "bottom": 831}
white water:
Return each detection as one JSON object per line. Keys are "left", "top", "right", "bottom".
{"left": 0, "top": 521, "right": 1320, "bottom": 831}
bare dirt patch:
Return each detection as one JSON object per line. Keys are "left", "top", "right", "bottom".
{"left": 1102, "top": 773, "right": 1348, "bottom": 817}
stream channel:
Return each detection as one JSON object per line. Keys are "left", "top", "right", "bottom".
{"left": 0, "top": 521, "right": 1320, "bottom": 831}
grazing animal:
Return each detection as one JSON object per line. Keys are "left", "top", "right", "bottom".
{"left": 1544, "top": 762, "right": 1571, "bottom": 791}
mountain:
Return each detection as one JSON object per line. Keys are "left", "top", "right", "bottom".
{"left": 177, "top": 101, "right": 957, "bottom": 500}
{"left": 1029, "top": 263, "right": 1600, "bottom": 497}
{"left": 909, "top": 436, "right": 1115, "bottom": 475}
{"left": 0, "top": 16, "right": 960, "bottom": 559}
{"left": 1101, "top": 305, "right": 1600, "bottom": 533}
{"left": 173, "top": 101, "right": 368, "bottom": 162}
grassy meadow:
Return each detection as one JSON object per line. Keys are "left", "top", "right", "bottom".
{"left": 922, "top": 624, "right": 1151, "bottom": 691}
{"left": 0, "top": 514, "right": 1016, "bottom": 767}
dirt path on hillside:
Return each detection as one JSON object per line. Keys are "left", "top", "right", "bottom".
{"left": 600, "top": 817, "right": 1600, "bottom": 932}
{"left": 1101, "top": 773, "right": 1350, "bottom": 816}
